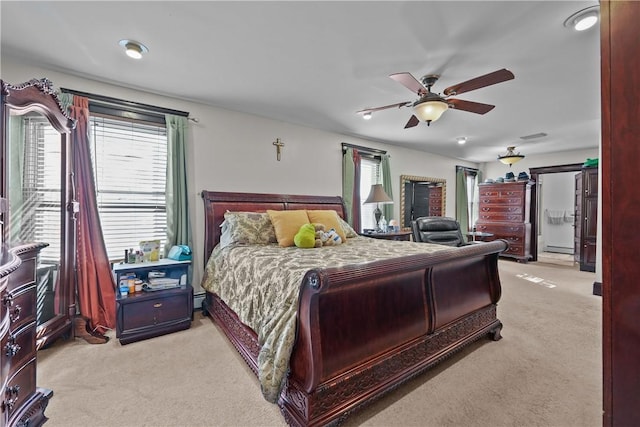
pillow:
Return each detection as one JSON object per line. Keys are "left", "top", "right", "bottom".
{"left": 219, "top": 211, "right": 277, "bottom": 248}
{"left": 267, "top": 210, "right": 311, "bottom": 247}
{"left": 306, "top": 210, "right": 347, "bottom": 242}
{"left": 338, "top": 216, "right": 358, "bottom": 238}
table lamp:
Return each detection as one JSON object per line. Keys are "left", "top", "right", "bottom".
{"left": 364, "top": 184, "right": 393, "bottom": 230}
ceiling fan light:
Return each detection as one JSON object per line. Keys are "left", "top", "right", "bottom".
{"left": 457, "top": 136, "right": 467, "bottom": 145}
{"left": 497, "top": 146, "right": 525, "bottom": 167}
{"left": 413, "top": 100, "right": 448, "bottom": 123}
{"left": 363, "top": 111, "right": 372, "bottom": 120}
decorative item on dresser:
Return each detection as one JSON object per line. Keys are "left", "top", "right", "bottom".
{"left": 1, "top": 243, "right": 52, "bottom": 427}
{"left": 476, "top": 180, "right": 533, "bottom": 262}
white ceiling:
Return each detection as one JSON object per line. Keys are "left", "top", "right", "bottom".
{"left": 0, "top": 1, "right": 601, "bottom": 163}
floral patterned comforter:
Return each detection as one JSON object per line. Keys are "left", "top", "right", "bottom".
{"left": 200, "top": 236, "right": 450, "bottom": 402}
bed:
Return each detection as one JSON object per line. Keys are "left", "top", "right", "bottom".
{"left": 200, "top": 190, "right": 507, "bottom": 426}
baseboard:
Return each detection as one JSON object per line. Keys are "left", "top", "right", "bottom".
{"left": 592, "top": 281, "right": 602, "bottom": 296}
{"left": 543, "top": 246, "right": 574, "bottom": 255}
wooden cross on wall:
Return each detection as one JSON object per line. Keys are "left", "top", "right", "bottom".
{"left": 273, "top": 138, "right": 284, "bottom": 161}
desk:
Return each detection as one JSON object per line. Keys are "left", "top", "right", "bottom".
{"left": 466, "top": 231, "right": 494, "bottom": 242}
{"left": 361, "top": 231, "right": 412, "bottom": 241}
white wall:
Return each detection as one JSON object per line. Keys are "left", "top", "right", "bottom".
{"left": 2, "top": 58, "right": 478, "bottom": 295}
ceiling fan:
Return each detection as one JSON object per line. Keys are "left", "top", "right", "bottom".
{"left": 357, "top": 68, "right": 515, "bottom": 128}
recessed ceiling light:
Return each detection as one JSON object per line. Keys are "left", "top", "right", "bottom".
{"left": 564, "top": 5, "right": 599, "bottom": 31}
{"left": 118, "top": 39, "right": 149, "bottom": 59}
{"left": 363, "top": 111, "right": 372, "bottom": 120}
{"left": 456, "top": 136, "right": 467, "bottom": 145}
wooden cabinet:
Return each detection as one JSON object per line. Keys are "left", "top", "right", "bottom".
{"left": 1, "top": 243, "right": 51, "bottom": 427}
{"left": 576, "top": 167, "right": 598, "bottom": 272}
{"left": 475, "top": 181, "right": 533, "bottom": 262}
{"left": 114, "top": 260, "right": 193, "bottom": 345}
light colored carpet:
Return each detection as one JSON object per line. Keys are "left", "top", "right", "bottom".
{"left": 37, "top": 260, "right": 601, "bottom": 427}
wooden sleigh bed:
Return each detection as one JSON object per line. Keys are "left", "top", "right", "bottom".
{"left": 200, "top": 190, "right": 507, "bottom": 426}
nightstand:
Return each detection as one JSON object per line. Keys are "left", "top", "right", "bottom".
{"left": 114, "top": 259, "right": 193, "bottom": 344}
{"left": 360, "top": 231, "right": 412, "bottom": 241}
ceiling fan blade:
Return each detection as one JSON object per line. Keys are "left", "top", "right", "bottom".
{"left": 447, "top": 99, "right": 495, "bottom": 114}
{"left": 389, "top": 72, "right": 427, "bottom": 96}
{"left": 404, "top": 115, "right": 420, "bottom": 128}
{"left": 356, "top": 101, "right": 412, "bottom": 114}
{"left": 443, "top": 68, "right": 514, "bottom": 96}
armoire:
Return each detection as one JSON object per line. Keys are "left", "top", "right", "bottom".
{"left": 1, "top": 78, "right": 76, "bottom": 425}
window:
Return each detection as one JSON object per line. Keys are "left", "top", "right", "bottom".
{"left": 89, "top": 115, "right": 167, "bottom": 260}
{"left": 359, "top": 156, "right": 381, "bottom": 230}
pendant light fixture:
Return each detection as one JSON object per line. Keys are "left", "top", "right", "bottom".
{"left": 497, "top": 146, "right": 525, "bottom": 167}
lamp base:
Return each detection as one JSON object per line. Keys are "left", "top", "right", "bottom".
{"left": 374, "top": 207, "right": 382, "bottom": 231}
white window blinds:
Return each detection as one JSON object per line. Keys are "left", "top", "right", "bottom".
{"left": 89, "top": 115, "right": 167, "bottom": 260}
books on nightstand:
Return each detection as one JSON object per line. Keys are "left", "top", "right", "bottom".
{"left": 144, "top": 277, "right": 182, "bottom": 291}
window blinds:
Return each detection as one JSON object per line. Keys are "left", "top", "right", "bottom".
{"left": 89, "top": 115, "right": 167, "bottom": 260}
{"left": 360, "top": 157, "right": 381, "bottom": 230}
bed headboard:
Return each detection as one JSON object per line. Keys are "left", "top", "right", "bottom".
{"left": 200, "top": 191, "right": 346, "bottom": 265}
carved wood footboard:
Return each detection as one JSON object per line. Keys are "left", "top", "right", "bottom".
{"left": 200, "top": 190, "right": 507, "bottom": 426}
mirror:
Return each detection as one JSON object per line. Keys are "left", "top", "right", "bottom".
{"left": 399, "top": 175, "right": 446, "bottom": 230}
{"left": 2, "top": 79, "right": 76, "bottom": 348}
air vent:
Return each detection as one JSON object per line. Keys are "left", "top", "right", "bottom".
{"left": 520, "top": 132, "right": 548, "bottom": 140}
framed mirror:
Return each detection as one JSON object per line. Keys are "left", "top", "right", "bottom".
{"left": 1, "top": 78, "right": 76, "bottom": 348}
{"left": 399, "top": 175, "right": 446, "bottom": 230}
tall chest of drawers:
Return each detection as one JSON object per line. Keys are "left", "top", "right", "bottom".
{"left": 1, "top": 243, "right": 51, "bottom": 427}
{"left": 476, "top": 181, "right": 533, "bottom": 262}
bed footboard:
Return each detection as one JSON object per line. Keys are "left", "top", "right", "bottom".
{"left": 280, "top": 240, "right": 506, "bottom": 427}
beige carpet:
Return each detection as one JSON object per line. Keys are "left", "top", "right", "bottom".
{"left": 37, "top": 260, "right": 601, "bottom": 427}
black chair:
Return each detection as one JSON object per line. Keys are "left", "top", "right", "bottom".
{"left": 411, "top": 216, "right": 467, "bottom": 247}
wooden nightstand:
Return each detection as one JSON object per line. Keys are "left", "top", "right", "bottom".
{"left": 114, "top": 259, "right": 193, "bottom": 344}
{"left": 360, "top": 231, "right": 412, "bottom": 241}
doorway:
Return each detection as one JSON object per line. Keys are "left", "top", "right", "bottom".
{"left": 529, "top": 163, "right": 584, "bottom": 263}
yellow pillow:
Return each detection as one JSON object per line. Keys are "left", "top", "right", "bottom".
{"left": 267, "top": 210, "right": 310, "bottom": 247}
{"left": 306, "top": 210, "right": 347, "bottom": 242}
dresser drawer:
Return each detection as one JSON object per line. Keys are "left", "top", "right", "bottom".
{"left": 3, "top": 358, "right": 36, "bottom": 419}
{"left": 479, "top": 205, "right": 523, "bottom": 215}
{"left": 7, "top": 257, "right": 36, "bottom": 293}
{"left": 5, "top": 285, "right": 36, "bottom": 332}
{"left": 502, "top": 243, "right": 525, "bottom": 256}
{"left": 479, "top": 196, "right": 523, "bottom": 206}
{"left": 476, "top": 223, "right": 525, "bottom": 235}
{"left": 3, "top": 322, "right": 36, "bottom": 379}
{"left": 478, "top": 213, "right": 524, "bottom": 222}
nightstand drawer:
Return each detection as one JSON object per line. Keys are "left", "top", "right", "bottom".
{"left": 120, "top": 289, "right": 191, "bottom": 331}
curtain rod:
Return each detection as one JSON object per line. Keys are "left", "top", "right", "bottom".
{"left": 341, "top": 142, "right": 387, "bottom": 155}
{"left": 60, "top": 87, "right": 190, "bottom": 118}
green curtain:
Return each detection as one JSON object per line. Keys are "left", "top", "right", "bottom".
{"left": 164, "top": 115, "right": 192, "bottom": 255}
{"left": 456, "top": 167, "right": 469, "bottom": 236}
{"left": 381, "top": 154, "right": 394, "bottom": 222}
{"left": 342, "top": 148, "right": 355, "bottom": 224}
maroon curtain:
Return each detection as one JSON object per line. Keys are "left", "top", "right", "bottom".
{"left": 352, "top": 149, "right": 362, "bottom": 233}
{"left": 68, "top": 96, "right": 116, "bottom": 334}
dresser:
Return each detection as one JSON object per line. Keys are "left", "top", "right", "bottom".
{"left": 1, "top": 243, "right": 51, "bottom": 427}
{"left": 476, "top": 181, "right": 533, "bottom": 262}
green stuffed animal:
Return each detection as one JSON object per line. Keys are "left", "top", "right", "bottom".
{"left": 294, "top": 223, "right": 316, "bottom": 248}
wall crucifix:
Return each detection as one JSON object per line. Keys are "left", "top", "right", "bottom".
{"left": 272, "top": 138, "right": 284, "bottom": 161}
